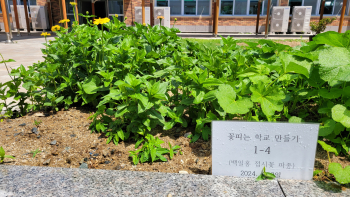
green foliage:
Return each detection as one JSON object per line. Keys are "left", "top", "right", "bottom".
{"left": 256, "top": 166, "right": 276, "bottom": 181}
{"left": 328, "top": 163, "right": 350, "bottom": 184}
{"left": 0, "top": 8, "right": 350, "bottom": 179}
{"left": 30, "top": 149, "right": 42, "bottom": 158}
{"left": 0, "top": 146, "right": 15, "bottom": 163}
{"left": 33, "top": 120, "right": 42, "bottom": 127}
{"left": 128, "top": 134, "right": 181, "bottom": 165}
{"left": 310, "top": 17, "right": 336, "bottom": 35}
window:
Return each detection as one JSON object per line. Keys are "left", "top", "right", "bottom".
{"left": 108, "top": 0, "right": 124, "bottom": 21}
{"left": 220, "top": 0, "right": 278, "bottom": 15}
{"left": 156, "top": 0, "right": 211, "bottom": 15}
{"left": 289, "top": 0, "right": 349, "bottom": 16}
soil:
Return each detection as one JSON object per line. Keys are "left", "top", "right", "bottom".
{"left": 1, "top": 106, "right": 350, "bottom": 182}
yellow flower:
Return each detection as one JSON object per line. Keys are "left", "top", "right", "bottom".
{"left": 59, "top": 19, "right": 70, "bottom": 23}
{"left": 143, "top": 23, "right": 146, "bottom": 26}
{"left": 70, "top": 2, "right": 77, "bottom": 6}
{"left": 51, "top": 25, "right": 61, "bottom": 31}
{"left": 175, "top": 18, "right": 177, "bottom": 21}
{"left": 93, "top": 17, "right": 110, "bottom": 25}
{"left": 41, "top": 32, "right": 51, "bottom": 37}
{"left": 124, "top": 17, "right": 127, "bottom": 20}
{"left": 115, "top": 14, "right": 118, "bottom": 17}
{"left": 157, "top": 16, "right": 164, "bottom": 19}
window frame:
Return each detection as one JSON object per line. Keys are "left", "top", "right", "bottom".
{"left": 155, "top": 0, "right": 212, "bottom": 16}
{"left": 289, "top": 0, "right": 350, "bottom": 16}
{"left": 219, "top": 0, "right": 279, "bottom": 16}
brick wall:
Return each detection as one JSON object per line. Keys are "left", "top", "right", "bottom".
{"left": 280, "top": 0, "right": 288, "bottom": 6}
{"left": 51, "top": 0, "right": 61, "bottom": 25}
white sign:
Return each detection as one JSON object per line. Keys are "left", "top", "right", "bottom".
{"left": 211, "top": 121, "right": 319, "bottom": 180}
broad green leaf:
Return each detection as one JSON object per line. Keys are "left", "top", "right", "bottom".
{"left": 313, "top": 170, "right": 323, "bottom": 177}
{"left": 82, "top": 75, "right": 101, "bottom": 94}
{"left": 150, "top": 148, "right": 156, "bottom": 162}
{"left": 285, "top": 62, "right": 309, "bottom": 78}
{"left": 180, "top": 98, "right": 194, "bottom": 105}
{"left": 117, "top": 128, "right": 124, "bottom": 140}
{"left": 334, "top": 123, "right": 345, "bottom": 135}
{"left": 250, "top": 82, "right": 285, "bottom": 117}
{"left": 318, "top": 47, "right": 350, "bottom": 82}
{"left": 328, "top": 163, "right": 350, "bottom": 184}
{"left": 288, "top": 116, "right": 303, "bottom": 123}
{"left": 0, "top": 146, "right": 5, "bottom": 158}
{"left": 156, "top": 152, "right": 167, "bottom": 162}
{"left": 319, "top": 88, "right": 342, "bottom": 99}
{"left": 193, "top": 91, "right": 205, "bottom": 104}
{"left": 319, "top": 119, "right": 336, "bottom": 136}
{"left": 317, "top": 140, "right": 339, "bottom": 155}
{"left": 190, "top": 133, "right": 201, "bottom": 143}
{"left": 332, "top": 104, "right": 350, "bottom": 128}
{"left": 216, "top": 84, "right": 253, "bottom": 114}
{"left": 313, "top": 31, "right": 350, "bottom": 48}
{"left": 202, "top": 126, "right": 211, "bottom": 141}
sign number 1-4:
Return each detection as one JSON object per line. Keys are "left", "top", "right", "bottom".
{"left": 254, "top": 146, "right": 271, "bottom": 154}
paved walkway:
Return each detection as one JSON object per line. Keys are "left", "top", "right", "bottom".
{"left": 1, "top": 165, "right": 349, "bottom": 196}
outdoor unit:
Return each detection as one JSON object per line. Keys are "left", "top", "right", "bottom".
{"left": 153, "top": 7, "right": 170, "bottom": 28}
{"left": 14, "top": 5, "right": 30, "bottom": 30}
{"left": 290, "top": 6, "right": 312, "bottom": 33}
{"left": 10, "top": 5, "right": 22, "bottom": 30}
{"left": 29, "top": 6, "right": 50, "bottom": 31}
{"left": 270, "top": 6, "right": 290, "bottom": 33}
{"left": 135, "top": 7, "right": 151, "bottom": 25}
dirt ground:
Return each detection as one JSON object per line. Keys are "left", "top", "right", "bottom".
{"left": 1, "top": 106, "right": 349, "bottom": 182}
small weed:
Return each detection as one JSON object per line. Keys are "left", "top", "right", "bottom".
{"left": 30, "top": 149, "right": 42, "bottom": 158}
{"left": 256, "top": 166, "right": 276, "bottom": 181}
{"left": 0, "top": 146, "right": 15, "bottom": 163}
{"left": 33, "top": 120, "right": 42, "bottom": 127}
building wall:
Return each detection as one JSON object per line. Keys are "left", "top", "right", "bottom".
{"left": 1, "top": 0, "right": 350, "bottom": 33}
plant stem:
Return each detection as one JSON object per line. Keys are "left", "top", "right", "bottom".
{"left": 327, "top": 151, "right": 331, "bottom": 164}
{"left": 0, "top": 53, "right": 14, "bottom": 82}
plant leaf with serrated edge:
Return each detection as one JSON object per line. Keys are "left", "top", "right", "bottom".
{"left": 135, "top": 139, "right": 144, "bottom": 149}
{"left": 332, "top": 104, "right": 350, "bottom": 128}
{"left": 328, "top": 163, "right": 350, "bottom": 184}
{"left": 216, "top": 84, "right": 253, "bottom": 114}
{"left": 319, "top": 119, "right": 336, "bottom": 136}
{"left": 190, "top": 133, "right": 201, "bottom": 143}
{"left": 318, "top": 140, "right": 339, "bottom": 156}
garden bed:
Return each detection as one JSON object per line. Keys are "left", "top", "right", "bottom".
{"left": 1, "top": 107, "right": 349, "bottom": 182}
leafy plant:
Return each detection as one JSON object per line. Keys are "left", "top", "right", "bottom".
{"left": 318, "top": 140, "right": 350, "bottom": 184}
{"left": 33, "top": 120, "right": 42, "bottom": 127}
{"left": 30, "top": 148, "right": 41, "bottom": 158}
{"left": 310, "top": 17, "right": 336, "bottom": 35}
{"left": 0, "top": 146, "right": 15, "bottom": 163}
{"left": 129, "top": 134, "right": 181, "bottom": 165}
{"left": 256, "top": 166, "right": 276, "bottom": 181}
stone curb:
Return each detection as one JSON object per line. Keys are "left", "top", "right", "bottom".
{"left": 1, "top": 165, "right": 349, "bottom": 197}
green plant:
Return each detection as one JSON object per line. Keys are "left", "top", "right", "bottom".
{"left": 34, "top": 120, "right": 42, "bottom": 127}
{"left": 30, "top": 148, "right": 41, "bottom": 158}
{"left": 318, "top": 140, "right": 350, "bottom": 184}
{"left": 0, "top": 146, "right": 15, "bottom": 163}
{"left": 129, "top": 134, "right": 181, "bottom": 165}
{"left": 256, "top": 166, "right": 276, "bottom": 181}
{"left": 310, "top": 17, "right": 336, "bottom": 34}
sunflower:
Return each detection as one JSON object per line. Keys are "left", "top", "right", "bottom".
{"left": 41, "top": 32, "right": 51, "bottom": 37}
{"left": 70, "top": 2, "right": 77, "bottom": 6}
{"left": 51, "top": 25, "right": 61, "bottom": 32}
{"left": 59, "top": 19, "right": 70, "bottom": 23}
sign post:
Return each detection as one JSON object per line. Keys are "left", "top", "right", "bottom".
{"left": 212, "top": 121, "right": 319, "bottom": 180}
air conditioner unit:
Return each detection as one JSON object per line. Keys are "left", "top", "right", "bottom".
{"left": 153, "top": 7, "right": 170, "bottom": 28}
{"left": 270, "top": 6, "right": 290, "bottom": 33}
{"left": 29, "top": 6, "right": 49, "bottom": 30}
{"left": 10, "top": 5, "right": 22, "bottom": 30}
{"left": 14, "top": 5, "right": 30, "bottom": 30}
{"left": 135, "top": 7, "right": 151, "bottom": 25}
{"left": 290, "top": 6, "right": 312, "bottom": 33}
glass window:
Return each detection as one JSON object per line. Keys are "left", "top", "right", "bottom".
{"left": 289, "top": 0, "right": 302, "bottom": 14}
{"left": 304, "top": 0, "right": 318, "bottom": 15}
{"left": 334, "top": 0, "right": 344, "bottom": 15}
{"left": 108, "top": 0, "right": 123, "bottom": 14}
{"left": 249, "top": 0, "right": 260, "bottom": 15}
{"left": 220, "top": 0, "right": 233, "bottom": 15}
{"left": 184, "top": 0, "right": 196, "bottom": 15}
{"left": 234, "top": 0, "right": 248, "bottom": 15}
{"left": 263, "top": 0, "right": 277, "bottom": 15}
{"left": 170, "top": 0, "right": 182, "bottom": 15}
{"left": 197, "top": 0, "right": 210, "bottom": 15}
{"left": 157, "top": 0, "right": 168, "bottom": 7}
{"left": 323, "top": 0, "right": 334, "bottom": 14}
